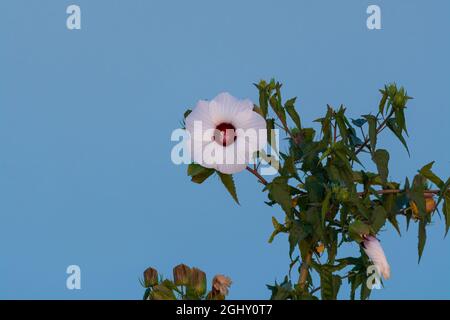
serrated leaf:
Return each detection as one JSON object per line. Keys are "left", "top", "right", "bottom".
{"left": 268, "top": 216, "right": 286, "bottom": 243}
{"left": 319, "top": 268, "right": 341, "bottom": 300}
{"left": 363, "top": 115, "right": 377, "bottom": 153}
{"left": 269, "top": 95, "right": 286, "bottom": 125}
{"left": 218, "top": 173, "right": 239, "bottom": 204}
{"left": 267, "top": 177, "right": 292, "bottom": 215}
{"left": 388, "top": 215, "right": 401, "bottom": 236}
{"left": 395, "top": 106, "right": 407, "bottom": 135}
{"left": 419, "top": 161, "right": 444, "bottom": 188}
{"left": 370, "top": 205, "right": 387, "bottom": 233}
{"left": 187, "top": 164, "right": 215, "bottom": 184}
{"left": 386, "top": 118, "right": 410, "bottom": 156}
{"left": 335, "top": 107, "right": 348, "bottom": 142}
{"left": 288, "top": 221, "right": 309, "bottom": 257}
{"left": 285, "top": 97, "right": 302, "bottom": 129}
{"left": 187, "top": 163, "right": 207, "bottom": 176}
{"left": 256, "top": 81, "right": 269, "bottom": 118}
{"left": 267, "top": 277, "right": 293, "bottom": 300}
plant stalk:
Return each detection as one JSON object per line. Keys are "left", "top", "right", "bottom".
{"left": 298, "top": 251, "right": 312, "bottom": 290}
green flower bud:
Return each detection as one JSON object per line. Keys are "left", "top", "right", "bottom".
{"left": 393, "top": 93, "right": 405, "bottom": 108}
{"left": 173, "top": 264, "right": 191, "bottom": 286}
{"left": 337, "top": 188, "right": 350, "bottom": 202}
{"left": 387, "top": 84, "right": 397, "bottom": 98}
{"left": 143, "top": 267, "right": 158, "bottom": 287}
{"left": 189, "top": 268, "right": 207, "bottom": 296}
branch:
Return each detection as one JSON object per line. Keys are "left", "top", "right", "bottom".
{"left": 358, "top": 189, "right": 444, "bottom": 197}
{"left": 355, "top": 109, "right": 395, "bottom": 156}
{"left": 298, "top": 251, "right": 312, "bottom": 290}
{"left": 246, "top": 166, "right": 268, "bottom": 185}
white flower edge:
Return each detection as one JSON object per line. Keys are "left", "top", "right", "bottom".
{"left": 362, "top": 235, "right": 391, "bottom": 280}
{"left": 185, "top": 92, "right": 267, "bottom": 174}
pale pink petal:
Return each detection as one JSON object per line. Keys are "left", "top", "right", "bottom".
{"left": 186, "top": 137, "right": 216, "bottom": 169}
{"left": 209, "top": 93, "right": 252, "bottom": 124}
{"left": 186, "top": 100, "right": 215, "bottom": 141}
{"left": 363, "top": 236, "right": 391, "bottom": 280}
{"left": 216, "top": 163, "right": 247, "bottom": 174}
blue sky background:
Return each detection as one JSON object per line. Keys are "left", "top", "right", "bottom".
{"left": 0, "top": 0, "right": 449, "bottom": 299}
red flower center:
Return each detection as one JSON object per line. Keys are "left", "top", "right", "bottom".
{"left": 214, "top": 123, "right": 236, "bottom": 147}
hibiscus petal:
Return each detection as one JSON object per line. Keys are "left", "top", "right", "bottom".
{"left": 186, "top": 100, "right": 215, "bottom": 141}
{"left": 216, "top": 163, "right": 247, "bottom": 174}
{"left": 363, "top": 236, "right": 391, "bottom": 280}
{"left": 186, "top": 137, "right": 216, "bottom": 169}
{"left": 233, "top": 109, "right": 266, "bottom": 131}
{"left": 209, "top": 93, "right": 252, "bottom": 124}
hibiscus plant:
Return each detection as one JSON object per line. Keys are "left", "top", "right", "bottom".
{"left": 179, "top": 79, "right": 450, "bottom": 300}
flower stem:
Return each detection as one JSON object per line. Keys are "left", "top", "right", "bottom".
{"left": 298, "top": 251, "right": 312, "bottom": 290}
{"left": 246, "top": 166, "right": 268, "bottom": 185}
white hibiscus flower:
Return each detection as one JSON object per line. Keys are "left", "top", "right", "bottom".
{"left": 362, "top": 235, "right": 391, "bottom": 280}
{"left": 185, "top": 92, "right": 267, "bottom": 174}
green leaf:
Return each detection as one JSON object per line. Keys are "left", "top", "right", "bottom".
{"left": 360, "top": 278, "right": 372, "bottom": 300}
{"left": 187, "top": 164, "right": 215, "bottom": 184}
{"left": 386, "top": 118, "right": 410, "bottom": 156}
{"left": 184, "top": 109, "right": 192, "bottom": 119}
{"left": 288, "top": 221, "right": 310, "bottom": 257}
{"left": 409, "top": 175, "right": 427, "bottom": 220}
{"left": 218, "top": 173, "right": 239, "bottom": 204}
{"left": 267, "top": 277, "right": 293, "bottom": 300}
{"left": 435, "top": 178, "right": 450, "bottom": 208}
{"left": 349, "top": 274, "right": 362, "bottom": 300}
{"left": 255, "top": 81, "right": 269, "bottom": 118}
{"left": 370, "top": 205, "right": 387, "bottom": 233}
{"left": 395, "top": 106, "right": 407, "bottom": 135}
{"left": 419, "top": 161, "right": 444, "bottom": 188}
{"left": 443, "top": 193, "right": 450, "bottom": 236}
{"left": 351, "top": 118, "right": 367, "bottom": 128}
{"left": 372, "top": 149, "right": 390, "bottom": 184}
{"left": 321, "top": 190, "right": 332, "bottom": 226}
{"left": 187, "top": 163, "right": 207, "bottom": 176}
{"left": 388, "top": 215, "right": 401, "bottom": 236}
{"left": 319, "top": 268, "right": 341, "bottom": 300}
{"left": 335, "top": 107, "right": 348, "bottom": 143}
{"left": 348, "top": 220, "right": 371, "bottom": 242}
{"left": 285, "top": 97, "right": 302, "bottom": 129}
{"left": 267, "top": 177, "right": 292, "bottom": 215}
{"left": 418, "top": 219, "right": 427, "bottom": 262}
{"left": 379, "top": 89, "right": 389, "bottom": 115}
{"left": 269, "top": 94, "right": 286, "bottom": 126}
{"left": 143, "top": 288, "right": 151, "bottom": 300}
{"left": 268, "top": 216, "right": 287, "bottom": 243}
{"left": 363, "top": 115, "right": 377, "bottom": 153}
